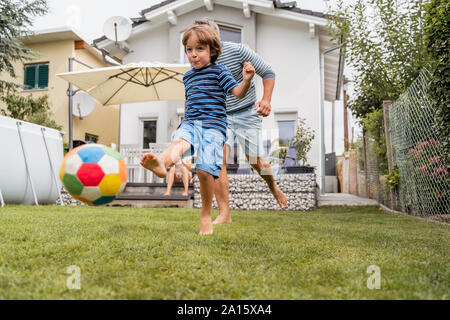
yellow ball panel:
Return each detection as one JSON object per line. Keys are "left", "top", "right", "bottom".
{"left": 59, "top": 160, "right": 65, "bottom": 181}
{"left": 99, "top": 174, "right": 122, "bottom": 196}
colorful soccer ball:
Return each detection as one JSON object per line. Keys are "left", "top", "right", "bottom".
{"left": 59, "top": 144, "right": 127, "bottom": 205}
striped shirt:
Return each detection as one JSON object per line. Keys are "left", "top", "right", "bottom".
{"left": 217, "top": 41, "right": 276, "bottom": 114}
{"left": 183, "top": 63, "right": 239, "bottom": 137}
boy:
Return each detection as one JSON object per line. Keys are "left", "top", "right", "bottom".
{"left": 141, "top": 24, "right": 255, "bottom": 235}
{"left": 193, "top": 18, "right": 287, "bottom": 226}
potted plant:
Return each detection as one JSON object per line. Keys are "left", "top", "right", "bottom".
{"left": 284, "top": 117, "right": 315, "bottom": 173}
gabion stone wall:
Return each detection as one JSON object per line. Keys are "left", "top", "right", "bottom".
{"left": 193, "top": 173, "right": 317, "bottom": 211}
{"left": 56, "top": 188, "right": 88, "bottom": 206}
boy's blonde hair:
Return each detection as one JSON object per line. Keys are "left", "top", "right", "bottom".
{"left": 182, "top": 24, "right": 222, "bottom": 63}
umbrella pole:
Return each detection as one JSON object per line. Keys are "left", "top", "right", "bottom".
{"left": 68, "top": 57, "right": 74, "bottom": 150}
{"left": 67, "top": 57, "right": 94, "bottom": 150}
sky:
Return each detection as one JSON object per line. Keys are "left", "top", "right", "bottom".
{"left": 31, "top": 0, "right": 358, "bottom": 155}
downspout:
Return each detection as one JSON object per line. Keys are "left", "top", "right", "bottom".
{"left": 320, "top": 42, "right": 346, "bottom": 195}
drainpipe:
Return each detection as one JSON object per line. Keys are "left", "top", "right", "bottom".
{"left": 320, "top": 42, "right": 345, "bottom": 195}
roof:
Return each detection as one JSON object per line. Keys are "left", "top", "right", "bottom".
{"left": 21, "top": 27, "right": 105, "bottom": 62}
{"left": 91, "top": 0, "right": 344, "bottom": 102}
{"left": 21, "top": 27, "right": 85, "bottom": 44}
{"left": 93, "top": 0, "right": 331, "bottom": 45}
{"left": 140, "top": 0, "right": 331, "bottom": 19}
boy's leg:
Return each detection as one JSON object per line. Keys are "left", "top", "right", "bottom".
{"left": 195, "top": 126, "right": 225, "bottom": 234}
{"left": 197, "top": 169, "right": 214, "bottom": 235}
{"left": 164, "top": 166, "right": 176, "bottom": 196}
{"left": 213, "top": 145, "right": 232, "bottom": 224}
{"left": 141, "top": 138, "right": 191, "bottom": 178}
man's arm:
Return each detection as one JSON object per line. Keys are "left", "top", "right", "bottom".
{"left": 255, "top": 77, "right": 275, "bottom": 117}
{"left": 240, "top": 44, "right": 275, "bottom": 117}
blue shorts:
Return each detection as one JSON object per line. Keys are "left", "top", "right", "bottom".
{"left": 225, "top": 106, "right": 265, "bottom": 158}
{"left": 172, "top": 120, "right": 225, "bottom": 178}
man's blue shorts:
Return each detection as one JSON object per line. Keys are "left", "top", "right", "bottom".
{"left": 172, "top": 120, "right": 225, "bottom": 179}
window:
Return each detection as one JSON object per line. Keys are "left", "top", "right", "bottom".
{"left": 24, "top": 63, "right": 49, "bottom": 90}
{"left": 278, "top": 121, "right": 295, "bottom": 146}
{"left": 142, "top": 120, "right": 157, "bottom": 148}
{"left": 85, "top": 133, "right": 98, "bottom": 144}
{"left": 218, "top": 25, "right": 241, "bottom": 43}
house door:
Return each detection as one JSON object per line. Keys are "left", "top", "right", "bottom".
{"left": 142, "top": 119, "right": 157, "bottom": 149}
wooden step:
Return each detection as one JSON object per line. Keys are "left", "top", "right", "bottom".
{"left": 108, "top": 182, "right": 194, "bottom": 208}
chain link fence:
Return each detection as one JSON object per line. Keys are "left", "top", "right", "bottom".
{"left": 389, "top": 69, "right": 450, "bottom": 217}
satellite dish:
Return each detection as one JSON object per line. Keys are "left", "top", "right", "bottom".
{"left": 103, "top": 16, "right": 132, "bottom": 43}
{"left": 73, "top": 92, "right": 95, "bottom": 119}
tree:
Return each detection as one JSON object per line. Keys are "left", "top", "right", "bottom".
{"left": 327, "top": 0, "right": 429, "bottom": 120}
{"left": 424, "top": 0, "right": 450, "bottom": 166}
{"left": 0, "top": 0, "right": 48, "bottom": 95}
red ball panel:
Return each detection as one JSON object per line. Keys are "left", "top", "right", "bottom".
{"left": 76, "top": 163, "right": 105, "bottom": 186}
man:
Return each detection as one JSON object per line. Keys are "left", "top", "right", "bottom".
{"left": 194, "top": 18, "right": 288, "bottom": 224}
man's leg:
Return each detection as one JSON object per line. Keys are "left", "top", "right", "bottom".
{"left": 246, "top": 154, "right": 287, "bottom": 209}
{"left": 164, "top": 166, "right": 176, "bottom": 196}
{"left": 213, "top": 145, "right": 232, "bottom": 224}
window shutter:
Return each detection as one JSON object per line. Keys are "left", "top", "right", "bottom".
{"left": 38, "top": 64, "right": 49, "bottom": 89}
{"left": 24, "top": 65, "right": 36, "bottom": 89}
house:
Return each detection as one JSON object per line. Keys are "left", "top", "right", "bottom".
{"left": 92, "top": 0, "right": 344, "bottom": 191}
{"left": 0, "top": 27, "right": 120, "bottom": 148}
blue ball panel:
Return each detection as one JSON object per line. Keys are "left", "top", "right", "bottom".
{"left": 93, "top": 195, "right": 116, "bottom": 206}
{"left": 77, "top": 147, "right": 105, "bottom": 163}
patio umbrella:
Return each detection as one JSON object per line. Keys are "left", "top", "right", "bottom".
{"left": 57, "top": 62, "right": 191, "bottom": 105}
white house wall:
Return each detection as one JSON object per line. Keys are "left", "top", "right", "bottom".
{"left": 118, "top": 4, "right": 323, "bottom": 186}
{"left": 256, "top": 14, "right": 322, "bottom": 183}
{"left": 120, "top": 23, "right": 175, "bottom": 146}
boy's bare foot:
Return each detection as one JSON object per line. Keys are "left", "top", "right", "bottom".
{"left": 212, "top": 214, "right": 232, "bottom": 224}
{"left": 140, "top": 153, "right": 167, "bottom": 178}
{"left": 163, "top": 191, "right": 171, "bottom": 196}
{"left": 199, "top": 217, "right": 213, "bottom": 235}
{"left": 273, "top": 187, "right": 288, "bottom": 209}
{"left": 181, "top": 191, "right": 189, "bottom": 196}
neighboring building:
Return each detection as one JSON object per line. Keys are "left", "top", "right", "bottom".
{"left": 0, "top": 27, "right": 120, "bottom": 147}
{"left": 92, "top": 0, "right": 345, "bottom": 190}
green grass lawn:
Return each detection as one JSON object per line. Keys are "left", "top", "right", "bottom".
{"left": 0, "top": 205, "right": 448, "bottom": 299}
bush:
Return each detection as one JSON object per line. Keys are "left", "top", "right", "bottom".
{"left": 0, "top": 93, "right": 62, "bottom": 130}
{"left": 361, "top": 108, "right": 388, "bottom": 174}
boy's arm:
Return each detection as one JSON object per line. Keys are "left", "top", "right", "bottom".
{"left": 230, "top": 62, "right": 255, "bottom": 99}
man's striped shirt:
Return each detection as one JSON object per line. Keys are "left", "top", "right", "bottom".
{"left": 183, "top": 63, "right": 238, "bottom": 137}
{"left": 217, "top": 41, "right": 276, "bottom": 114}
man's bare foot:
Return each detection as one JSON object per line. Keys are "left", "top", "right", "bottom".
{"left": 181, "top": 191, "right": 188, "bottom": 196}
{"left": 212, "top": 214, "right": 232, "bottom": 224}
{"left": 163, "top": 191, "right": 171, "bottom": 196}
{"left": 199, "top": 217, "right": 213, "bottom": 235}
{"left": 140, "top": 153, "right": 167, "bottom": 178}
{"left": 273, "top": 187, "right": 288, "bottom": 209}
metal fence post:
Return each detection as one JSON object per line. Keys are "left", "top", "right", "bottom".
{"left": 362, "top": 128, "right": 369, "bottom": 198}
{"left": 383, "top": 100, "right": 396, "bottom": 209}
